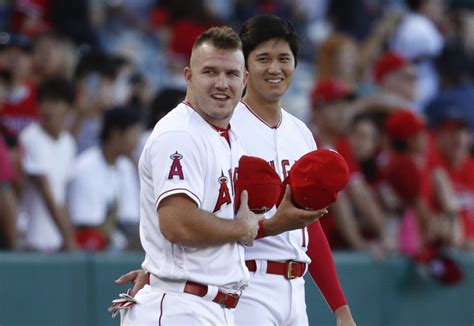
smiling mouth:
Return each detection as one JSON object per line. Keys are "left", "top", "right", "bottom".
{"left": 265, "top": 78, "right": 283, "bottom": 84}
{"left": 211, "top": 94, "right": 230, "bottom": 101}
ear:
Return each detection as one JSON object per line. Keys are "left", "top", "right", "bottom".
{"left": 184, "top": 67, "right": 192, "bottom": 87}
{"left": 243, "top": 70, "right": 249, "bottom": 87}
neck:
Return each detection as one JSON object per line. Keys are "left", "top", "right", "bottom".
{"left": 242, "top": 92, "right": 281, "bottom": 127}
{"left": 102, "top": 143, "right": 119, "bottom": 165}
{"left": 40, "top": 123, "right": 61, "bottom": 140}
{"left": 184, "top": 95, "right": 230, "bottom": 129}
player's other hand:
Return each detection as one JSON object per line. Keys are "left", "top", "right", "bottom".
{"left": 236, "top": 190, "right": 264, "bottom": 246}
{"left": 115, "top": 269, "right": 148, "bottom": 297}
{"left": 267, "top": 185, "right": 328, "bottom": 236}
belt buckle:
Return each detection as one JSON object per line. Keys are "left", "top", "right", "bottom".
{"left": 219, "top": 292, "right": 240, "bottom": 309}
{"left": 285, "top": 261, "right": 297, "bottom": 280}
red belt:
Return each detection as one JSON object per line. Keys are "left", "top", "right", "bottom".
{"left": 184, "top": 281, "right": 240, "bottom": 309}
{"left": 245, "top": 260, "right": 306, "bottom": 279}
{"left": 146, "top": 275, "right": 240, "bottom": 309}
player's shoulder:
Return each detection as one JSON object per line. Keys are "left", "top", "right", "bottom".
{"left": 148, "top": 103, "right": 200, "bottom": 140}
{"left": 230, "top": 101, "right": 249, "bottom": 123}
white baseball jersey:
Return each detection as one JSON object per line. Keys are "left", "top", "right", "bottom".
{"left": 138, "top": 102, "right": 249, "bottom": 290}
{"left": 232, "top": 101, "right": 317, "bottom": 263}
{"left": 230, "top": 101, "right": 317, "bottom": 326}
{"left": 19, "top": 123, "right": 76, "bottom": 252}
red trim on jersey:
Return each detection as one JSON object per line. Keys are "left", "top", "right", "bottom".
{"left": 255, "top": 219, "right": 268, "bottom": 239}
{"left": 307, "top": 220, "right": 348, "bottom": 312}
{"left": 156, "top": 188, "right": 202, "bottom": 208}
{"left": 159, "top": 293, "right": 166, "bottom": 326}
{"left": 240, "top": 101, "right": 282, "bottom": 129}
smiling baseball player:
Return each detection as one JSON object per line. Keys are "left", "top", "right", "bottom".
{"left": 120, "top": 26, "right": 263, "bottom": 326}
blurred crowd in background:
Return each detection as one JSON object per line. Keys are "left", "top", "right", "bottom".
{"left": 1, "top": 0, "right": 474, "bottom": 261}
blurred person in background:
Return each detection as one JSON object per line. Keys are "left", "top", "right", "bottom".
{"left": 30, "top": 31, "right": 78, "bottom": 84}
{"left": 425, "top": 41, "right": 474, "bottom": 135}
{"left": 378, "top": 110, "right": 458, "bottom": 255}
{"left": 315, "top": 32, "right": 360, "bottom": 88}
{"left": 431, "top": 111, "right": 474, "bottom": 250}
{"left": 9, "top": 0, "right": 51, "bottom": 37}
{"left": 0, "top": 133, "right": 18, "bottom": 249}
{"left": 369, "top": 51, "right": 418, "bottom": 110}
{"left": 0, "top": 33, "right": 37, "bottom": 146}
{"left": 309, "top": 79, "right": 386, "bottom": 257}
{"left": 0, "top": 71, "right": 18, "bottom": 250}
{"left": 68, "top": 108, "right": 142, "bottom": 252}
{"left": 68, "top": 52, "right": 120, "bottom": 154}
{"left": 19, "top": 77, "right": 77, "bottom": 252}
{"left": 389, "top": 0, "right": 445, "bottom": 111}
{"left": 150, "top": 0, "right": 221, "bottom": 89}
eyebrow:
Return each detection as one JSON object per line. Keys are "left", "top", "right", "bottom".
{"left": 201, "top": 65, "right": 241, "bottom": 75}
{"left": 255, "top": 52, "right": 292, "bottom": 58}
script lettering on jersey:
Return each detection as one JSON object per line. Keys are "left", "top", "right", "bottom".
{"left": 268, "top": 159, "right": 293, "bottom": 178}
{"left": 168, "top": 151, "right": 184, "bottom": 180}
{"left": 213, "top": 171, "right": 232, "bottom": 213}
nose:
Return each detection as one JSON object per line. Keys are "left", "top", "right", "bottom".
{"left": 215, "top": 73, "right": 229, "bottom": 90}
{"left": 268, "top": 60, "right": 282, "bottom": 74}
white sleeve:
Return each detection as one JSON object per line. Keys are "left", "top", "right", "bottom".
{"left": 20, "top": 127, "right": 47, "bottom": 175}
{"left": 148, "top": 130, "right": 206, "bottom": 209}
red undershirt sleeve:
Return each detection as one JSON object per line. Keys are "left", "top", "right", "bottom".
{"left": 307, "top": 220, "right": 348, "bottom": 312}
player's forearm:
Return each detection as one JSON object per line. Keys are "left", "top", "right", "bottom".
{"left": 159, "top": 205, "right": 248, "bottom": 247}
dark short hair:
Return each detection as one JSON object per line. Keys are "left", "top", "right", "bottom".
{"left": 239, "top": 15, "right": 299, "bottom": 67}
{"left": 406, "top": 0, "right": 422, "bottom": 11}
{"left": 100, "top": 107, "right": 141, "bottom": 143}
{"left": 193, "top": 26, "right": 242, "bottom": 51}
{"left": 37, "top": 77, "right": 75, "bottom": 105}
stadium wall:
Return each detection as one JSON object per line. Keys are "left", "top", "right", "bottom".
{"left": 0, "top": 252, "right": 472, "bottom": 326}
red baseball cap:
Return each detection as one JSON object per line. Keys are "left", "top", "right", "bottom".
{"left": 373, "top": 51, "right": 409, "bottom": 84}
{"left": 234, "top": 155, "right": 281, "bottom": 213}
{"left": 284, "top": 149, "right": 350, "bottom": 210}
{"left": 385, "top": 110, "right": 425, "bottom": 141}
{"left": 310, "top": 79, "right": 354, "bottom": 107}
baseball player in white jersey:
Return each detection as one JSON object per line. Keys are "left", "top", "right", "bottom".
{"left": 120, "top": 26, "right": 263, "bottom": 325}
{"left": 116, "top": 16, "right": 356, "bottom": 326}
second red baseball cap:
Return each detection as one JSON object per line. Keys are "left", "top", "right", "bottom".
{"left": 373, "top": 51, "right": 410, "bottom": 84}
{"left": 385, "top": 110, "right": 425, "bottom": 141}
{"left": 234, "top": 155, "right": 282, "bottom": 213}
{"left": 282, "top": 149, "right": 350, "bottom": 210}
{"left": 310, "top": 79, "right": 355, "bottom": 107}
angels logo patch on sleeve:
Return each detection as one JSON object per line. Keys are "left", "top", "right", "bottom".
{"left": 168, "top": 151, "right": 184, "bottom": 180}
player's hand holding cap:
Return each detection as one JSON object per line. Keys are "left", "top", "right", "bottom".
{"left": 282, "top": 149, "right": 350, "bottom": 210}
{"left": 234, "top": 155, "right": 281, "bottom": 213}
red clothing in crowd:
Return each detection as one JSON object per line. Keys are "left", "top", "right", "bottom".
{"left": 0, "top": 82, "right": 38, "bottom": 140}
{"left": 434, "top": 152, "right": 474, "bottom": 241}
{"left": 0, "top": 136, "right": 15, "bottom": 182}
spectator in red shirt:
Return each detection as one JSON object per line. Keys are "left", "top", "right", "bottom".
{"left": 432, "top": 113, "right": 474, "bottom": 250}
{"left": 0, "top": 33, "right": 38, "bottom": 145}
{"left": 309, "top": 79, "right": 386, "bottom": 257}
